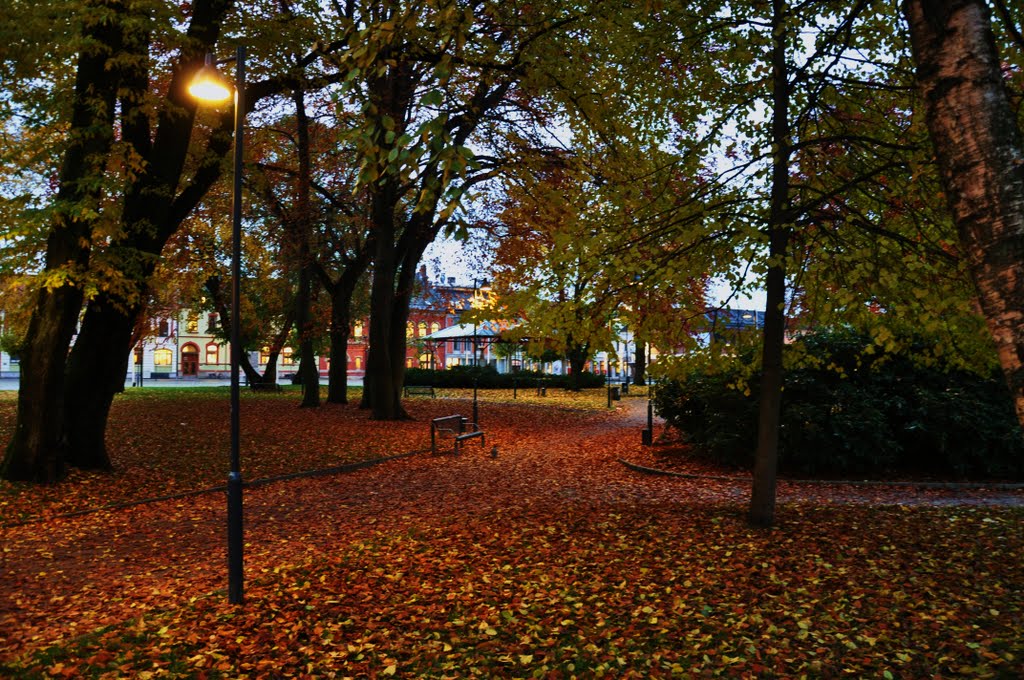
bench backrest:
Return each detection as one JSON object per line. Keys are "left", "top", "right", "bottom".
{"left": 432, "top": 415, "right": 464, "bottom": 432}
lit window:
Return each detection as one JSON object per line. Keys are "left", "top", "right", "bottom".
{"left": 282, "top": 347, "right": 294, "bottom": 365}
{"left": 406, "top": 357, "right": 416, "bottom": 368}
{"left": 154, "top": 348, "right": 173, "bottom": 366}
{"left": 418, "top": 322, "right": 427, "bottom": 337}
{"left": 354, "top": 322, "right": 364, "bottom": 338}
{"left": 431, "top": 322, "right": 440, "bottom": 334}
{"left": 406, "top": 323, "right": 414, "bottom": 338}
{"left": 205, "top": 343, "right": 219, "bottom": 364}
{"left": 259, "top": 347, "right": 270, "bottom": 364}
{"left": 186, "top": 313, "right": 198, "bottom": 333}
{"left": 355, "top": 356, "right": 362, "bottom": 369}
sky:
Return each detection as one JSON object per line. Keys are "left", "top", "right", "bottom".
{"left": 423, "top": 235, "right": 768, "bottom": 313}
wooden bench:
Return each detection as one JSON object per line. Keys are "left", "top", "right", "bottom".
{"left": 404, "top": 385, "right": 436, "bottom": 398}
{"left": 431, "top": 415, "right": 485, "bottom": 455}
{"left": 250, "top": 382, "right": 283, "bottom": 392}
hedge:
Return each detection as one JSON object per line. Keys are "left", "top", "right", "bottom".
{"left": 653, "top": 328, "right": 1024, "bottom": 479}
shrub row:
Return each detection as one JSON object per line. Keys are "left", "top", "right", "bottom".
{"left": 404, "top": 366, "right": 606, "bottom": 390}
{"left": 653, "top": 329, "right": 1024, "bottom": 479}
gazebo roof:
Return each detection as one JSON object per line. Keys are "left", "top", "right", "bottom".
{"left": 421, "top": 321, "right": 506, "bottom": 341}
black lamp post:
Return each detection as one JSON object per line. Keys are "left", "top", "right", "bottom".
{"left": 189, "top": 46, "right": 246, "bottom": 605}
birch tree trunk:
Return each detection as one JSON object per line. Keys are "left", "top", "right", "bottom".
{"left": 904, "top": 0, "right": 1024, "bottom": 424}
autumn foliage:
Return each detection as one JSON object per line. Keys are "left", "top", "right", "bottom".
{"left": 1, "top": 389, "right": 1022, "bottom": 678}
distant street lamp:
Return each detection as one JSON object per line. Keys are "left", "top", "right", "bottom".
{"left": 189, "top": 46, "right": 246, "bottom": 605}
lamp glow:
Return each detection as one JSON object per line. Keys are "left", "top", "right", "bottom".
{"left": 189, "top": 59, "right": 232, "bottom": 103}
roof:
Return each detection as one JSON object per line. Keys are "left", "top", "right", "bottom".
{"left": 421, "top": 321, "right": 506, "bottom": 341}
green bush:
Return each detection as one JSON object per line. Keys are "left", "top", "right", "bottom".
{"left": 404, "top": 366, "right": 605, "bottom": 390}
{"left": 653, "top": 329, "right": 1024, "bottom": 479}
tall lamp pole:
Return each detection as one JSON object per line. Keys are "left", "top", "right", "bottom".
{"left": 189, "top": 46, "right": 246, "bottom": 605}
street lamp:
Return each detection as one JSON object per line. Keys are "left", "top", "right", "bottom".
{"left": 189, "top": 46, "right": 246, "bottom": 605}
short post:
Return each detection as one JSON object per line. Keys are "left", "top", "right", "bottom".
{"left": 642, "top": 398, "right": 654, "bottom": 446}
{"left": 513, "top": 377, "right": 517, "bottom": 400}
{"left": 607, "top": 383, "right": 613, "bottom": 408}
{"left": 473, "top": 376, "right": 479, "bottom": 428}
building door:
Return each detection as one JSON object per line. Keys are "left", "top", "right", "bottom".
{"left": 181, "top": 344, "right": 199, "bottom": 376}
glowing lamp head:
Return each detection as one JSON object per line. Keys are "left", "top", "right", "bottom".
{"left": 189, "top": 55, "right": 232, "bottom": 103}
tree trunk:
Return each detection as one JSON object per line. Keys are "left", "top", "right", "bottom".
{"left": 63, "top": 295, "right": 135, "bottom": 470}
{"left": 632, "top": 342, "right": 647, "bottom": 386}
{"left": 363, "top": 185, "right": 404, "bottom": 419}
{"left": 749, "top": 0, "right": 792, "bottom": 529}
{"left": 292, "top": 89, "right": 320, "bottom": 408}
{"left": 59, "top": 1, "right": 235, "bottom": 468}
{"left": 326, "top": 280, "right": 360, "bottom": 404}
{"left": 327, "top": 318, "right": 352, "bottom": 404}
{"left": 566, "top": 342, "right": 589, "bottom": 391}
{"left": 2, "top": 288, "right": 84, "bottom": 482}
{"left": 1, "top": 1, "right": 123, "bottom": 482}
{"left": 904, "top": 0, "right": 1024, "bottom": 424}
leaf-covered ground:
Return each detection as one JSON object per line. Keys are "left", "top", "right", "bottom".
{"left": 1, "top": 389, "right": 1022, "bottom": 678}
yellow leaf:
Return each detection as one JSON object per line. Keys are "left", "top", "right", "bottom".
{"left": 383, "top": 665, "right": 397, "bottom": 676}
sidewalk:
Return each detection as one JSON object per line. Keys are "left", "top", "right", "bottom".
{"left": 0, "top": 376, "right": 362, "bottom": 391}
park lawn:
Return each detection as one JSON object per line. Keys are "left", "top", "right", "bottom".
{"left": 0, "top": 387, "right": 613, "bottom": 523}
{"left": 1, "top": 499, "right": 1022, "bottom": 678}
{"left": 1, "top": 390, "right": 1021, "bottom": 678}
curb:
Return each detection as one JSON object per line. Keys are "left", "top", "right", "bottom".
{"left": 618, "top": 459, "right": 1024, "bottom": 491}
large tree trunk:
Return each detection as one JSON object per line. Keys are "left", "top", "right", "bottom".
{"left": 63, "top": 296, "right": 135, "bottom": 470}
{"left": 1, "top": 1, "right": 124, "bottom": 482}
{"left": 749, "top": 0, "right": 792, "bottom": 529}
{"left": 2, "top": 288, "right": 86, "bottom": 482}
{"left": 904, "top": 0, "right": 1024, "bottom": 424}
{"left": 60, "top": 2, "right": 234, "bottom": 465}
{"left": 363, "top": 185, "right": 405, "bottom": 419}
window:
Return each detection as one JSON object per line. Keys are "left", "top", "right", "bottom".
{"left": 447, "top": 357, "right": 461, "bottom": 368}
{"left": 259, "top": 347, "right": 270, "bottom": 365}
{"left": 205, "top": 343, "right": 219, "bottom": 365}
{"left": 355, "top": 356, "right": 362, "bottom": 369}
{"left": 419, "top": 353, "right": 433, "bottom": 369}
{"left": 354, "top": 321, "right": 364, "bottom": 338}
{"left": 406, "top": 322, "right": 414, "bottom": 338}
{"left": 431, "top": 322, "right": 440, "bottom": 334}
{"left": 453, "top": 340, "right": 462, "bottom": 352}
{"left": 157, "top": 319, "right": 169, "bottom": 337}
{"left": 134, "top": 347, "right": 143, "bottom": 365}
{"left": 207, "top": 313, "right": 219, "bottom": 333}
{"left": 406, "top": 357, "right": 416, "bottom": 368}
{"left": 186, "top": 313, "right": 198, "bottom": 333}
{"left": 154, "top": 348, "right": 173, "bottom": 366}
{"left": 418, "top": 322, "right": 427, "bottom": 337}
{"left": 281, "top": 347, "right": 294, "bottom": 365}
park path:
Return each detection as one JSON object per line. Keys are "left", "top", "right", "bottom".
{"left": 2, "top": 397, "right": 1021, "bottom": 661}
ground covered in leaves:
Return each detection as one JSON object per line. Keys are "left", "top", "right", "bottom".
{"left": 1, "top": 388, "right": 1022, "bottom": 678}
